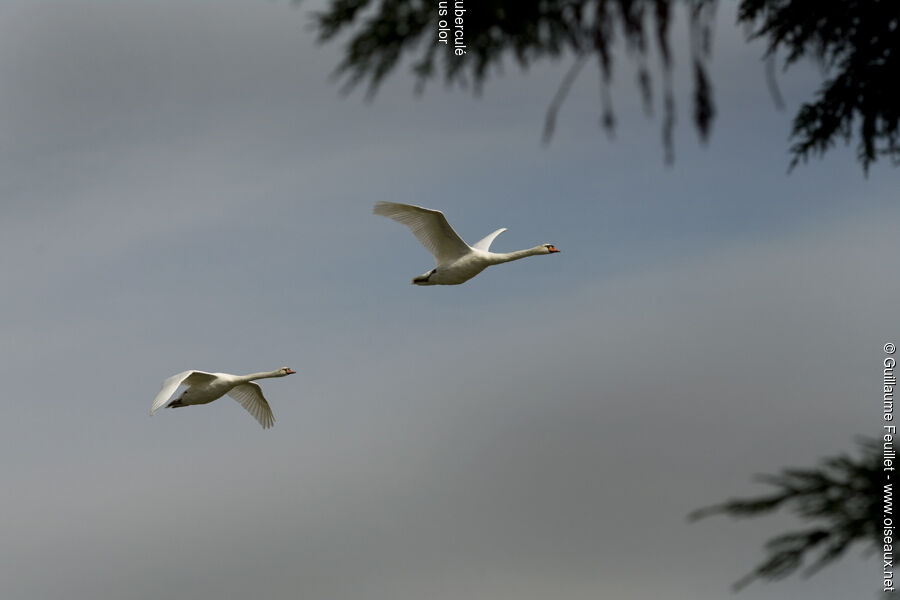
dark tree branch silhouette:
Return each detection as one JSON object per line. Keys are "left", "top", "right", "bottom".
{"left": 739, "top": 0, "right": 900, "bottom": 172}
{"left": 689, "top": 437, "right": 881, "bottom": 591}
{"left": 298, "top": 0, "right": 899, "bottom": 172}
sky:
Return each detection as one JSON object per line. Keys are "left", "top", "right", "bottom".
{"left": 0, "top": 2, "right": 895, "bottom": 599}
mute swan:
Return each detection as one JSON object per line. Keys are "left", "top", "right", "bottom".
{"left": 373, "top": 202, "right": 559, "bottom": 285}
{"left": 150, "top": 367, "right": 295, "bottom": 429}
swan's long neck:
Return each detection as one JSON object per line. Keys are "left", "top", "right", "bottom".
{"left": 488, "top": 246, "right": 545, "bottom": 264}
{"left": 238, "top": 370, "right": 284, "bottom": 383}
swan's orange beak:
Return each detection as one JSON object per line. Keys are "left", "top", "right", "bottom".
{"left": 548, "top": 245, "right": 560, "bottom": 253}
{"left": 285, "top": 369, "right": 296, "bottom": 375}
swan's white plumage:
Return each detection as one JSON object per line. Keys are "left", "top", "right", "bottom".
{"left": 472, "top": 227, "right": 507, "bottom": 251}
{"left": 227, "top": 383, "right": 275, "bottom": 429}
{"left": 150, "top": 370, "right": 216, "bottom": 415}
{"left": 373, "top": 202, "right": 470, "bottom": 264}
{"left": 150, "top": 368, "right": 293, "bottom": 429}
{"left": 374, "top": 201, "right": 559, "bottom": 285}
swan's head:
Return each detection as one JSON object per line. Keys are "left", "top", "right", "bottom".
{"left": 278, "top": 367, "right": 296, "bottom": 376}
{"left": 543, "top": 244, "right": 560, "bottom": 254}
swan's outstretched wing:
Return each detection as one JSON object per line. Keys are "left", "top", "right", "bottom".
{"left": 227, "top": 383, "right": 275, "bottom": 429}
{"left": 471, "top": 228, "right": 507, "bottom": 252}
{"left": 150, "top": 370, "right": 217, "bottom": 415}
{"left": 374, "top": 202, "right": 471, "bottom": 264}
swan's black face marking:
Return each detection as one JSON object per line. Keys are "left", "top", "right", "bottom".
{"left": 545, "top": 244, "right": 560, "bottom": 253}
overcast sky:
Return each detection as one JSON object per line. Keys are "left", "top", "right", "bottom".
{"left": 0, "top": 2, "right": 894, "bottom": 599}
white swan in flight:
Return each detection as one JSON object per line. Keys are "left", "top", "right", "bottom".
{"left": 374, "top": 201, "right": 559, "bottom": 285}
{"left": 150, "top": 368, "right": 295, "bottom": 429}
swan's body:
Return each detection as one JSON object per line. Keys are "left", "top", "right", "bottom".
{"left": 373, "top": 202, "right": 559, "bottom": 285}
{"left": 150, "top": 367, "right": 295, "bottom": 429}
